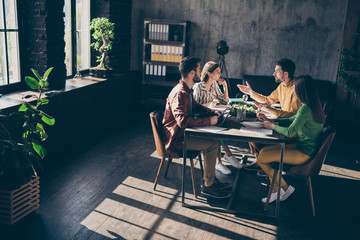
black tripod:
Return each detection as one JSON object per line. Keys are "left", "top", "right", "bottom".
{"left": 218, "top": 54, "right": 232, "bottom": 97}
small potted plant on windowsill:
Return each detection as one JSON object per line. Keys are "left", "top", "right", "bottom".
{"left": 89, "top": 17, "right": 115, "bottom": 78}
{"left": 0, "top": 68, "right": 59, "bottom": 225}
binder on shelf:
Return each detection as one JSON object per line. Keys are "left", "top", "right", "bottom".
{"left": 171, "top": 46, "right": 175, "bottom": 62}
{"left": 175, "top": 47, "right": 179, "bottom": 62}
{"left": 166, "top": 45, "right": 171, "bottom": 62}
{"left": 162, "top": 65, "right": 166, "bottom": 81}
{"left": 156, "top": 24, "right": 160, "bottom": 40}
{"left": 159, "top": 24, "right": 163, "bottom": 41}
{"left": 179, "top": 46, "right": 183, "bottom": 61}
{"left": 155, "top": 45, "right": 159, "bottom": 61}
{"left": 163, "top": 45, "right": 167, "bottom": 62}
{"left": 151, "top": 45, "right": 155, "bottom": 61}
{"left": 149, "top": 64, "right": 154, "bottom": 81}
{"left": 151, "top": 24, "right": 155, "bottom": 40}
{"left": 154, "top": 64, "right": 158, "bottom": 80}
{"left": 158, "top": 64, "right": 162, "bottom": 80}
{"left": 165, "top": 24, "right": 169, "bottom": 41}
{"left": 145, "top": 64, "right": 150, "bottom": 81}
{"left": 159, "top": 45, "right": 163, "bottom": 61}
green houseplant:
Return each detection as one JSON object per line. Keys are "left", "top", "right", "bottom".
{"left": 337, "top": 34, "right": 360, "bottom": 95}
{"left": 0, "top": 67, "right": 57, "bottom": 190}
{"left": 89, "top": 17, "right": 115, "bottom": 78}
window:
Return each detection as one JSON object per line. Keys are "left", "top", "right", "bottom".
{"left": 0, "top": 0, "right": 20, "bottom": 87}
{"left": 64, "top": 0, "right": 90, "bottom": 77}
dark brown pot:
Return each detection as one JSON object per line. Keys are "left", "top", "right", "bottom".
{"left": 89, "top": 67, "right": 113, "bottom": 78}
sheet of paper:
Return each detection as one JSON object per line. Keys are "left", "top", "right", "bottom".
{"left": 209, "top": 104, "right": 229, "bottom": 111}
{"left": 241, "top": 121, "right": 264, "bottom": 128}
{"left": 240, "top": 127, "right": 273, "bottom": 135}
{"left": 193, "top": 126, "right": 227, "bottom": 133}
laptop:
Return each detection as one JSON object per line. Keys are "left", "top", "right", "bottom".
{"left": 216, "top": 106, "right": 231, "bottom": 127}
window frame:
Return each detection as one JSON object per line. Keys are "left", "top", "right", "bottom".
{"left": 0, "top": 0, "right": 24, "bottom": 94}
{"left": 64, "top": 0, "right": 92, "bottom": 79}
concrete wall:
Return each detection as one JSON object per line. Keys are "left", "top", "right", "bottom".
{"left": 131, "top": 0, "right": 348, "bottom": 82}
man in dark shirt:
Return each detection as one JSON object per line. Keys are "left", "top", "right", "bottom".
{"left": 162, "top": 56, "right": 231, "bottom": 198}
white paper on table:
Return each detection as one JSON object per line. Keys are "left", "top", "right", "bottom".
{"left": 240, "top": 127, "right": 273, "bottom": 135}
{"left": 193, "top": 126, "right": 227, "bottom": 133}
{"left": 241, "top": 121, "right": 264, "bottom": 128}
{"left": 208, "top": 105, "right": 229, "bottom": 111}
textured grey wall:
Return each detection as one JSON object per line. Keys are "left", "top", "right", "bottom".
{"left": 131, "top": 0, "right": 348, "bottom": 82}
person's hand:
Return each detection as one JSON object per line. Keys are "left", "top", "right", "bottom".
{"left": 210, "top": 115, "right": 219, "bottom": 125}
{"left": 236, "top": 81, "right": 253, "bottom": 95}
{"left": 217, "top": 78, "right": 226, "bottom": 86}
{"left": 257, "top": 112, "right": 269, "bottom": 121}
{"left": 209, "top": 99, "right": 219, "bottom": 108}
{"left": 262, "top": 121, "right": 275, "bottom": 129}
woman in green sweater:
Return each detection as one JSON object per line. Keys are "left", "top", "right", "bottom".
{"left": 257, "top": 75, "right": 325, "bottom": 203}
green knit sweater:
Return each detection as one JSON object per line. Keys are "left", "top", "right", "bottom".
{"left": 274, "top": 104, "right": 323, "bottom": 157}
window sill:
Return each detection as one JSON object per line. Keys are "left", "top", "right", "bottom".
{"left": 0, "top": 75, "right": 108, "bottom": 110}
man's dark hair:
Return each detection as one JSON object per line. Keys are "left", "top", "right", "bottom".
{"left": 179, "top": 56, "right": 201, "bottom": 78}
{"left": 275, "top": 59, "right": 296, "bottom": 79}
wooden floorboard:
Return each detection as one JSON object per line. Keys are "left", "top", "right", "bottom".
{"left": 1, "top": 111, "right": 359, "bottom": 240}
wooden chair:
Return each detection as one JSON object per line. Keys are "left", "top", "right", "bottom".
{"left": 264, "top": 126, "right": 336, "bottom": 216}
{"left": 150, "top": 111, "right": 203, "bottom": 198}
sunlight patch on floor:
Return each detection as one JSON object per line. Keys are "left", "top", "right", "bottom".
{"left": 320, "top": 164, "right": 360, "bottom": 180}
{"left": 80, "top": 176, "right": 278, "bottom": 239}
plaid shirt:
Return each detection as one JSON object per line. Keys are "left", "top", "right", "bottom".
{"left": 162, "top": 80, "right": 215, "bottom": 152}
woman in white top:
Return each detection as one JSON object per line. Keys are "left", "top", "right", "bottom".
{"left": 193, "top": 61, "right": 242, "bottom": 174}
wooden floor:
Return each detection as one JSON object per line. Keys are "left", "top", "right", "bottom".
{"left": 1, "top": 110, "right": 360, "bottom": 240}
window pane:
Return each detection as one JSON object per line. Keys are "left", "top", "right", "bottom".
{"left": 76, "top": 0, "right": 90, "bottom": 70}
{"left": 0, "top": 33, "right": 8, "bottom": 86}
{"left": 7, "top": 32, "right": 20, "bottom": 84}
{"left": 64, "top": 0, "right": 72, "bottom": 76}
{"left": 4, "top": 0, "right": 17, "bottom": 29}
{"left": 0, "top": 2, "right": 4, "bottom": 29}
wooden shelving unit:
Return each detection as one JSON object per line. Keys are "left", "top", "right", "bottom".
{"left": 142, "top": 18, "right": 190, "bottom": 109}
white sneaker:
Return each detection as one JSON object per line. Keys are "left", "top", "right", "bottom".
{"left": 215, "top": 163, "right": 232, "bottom": 175}
{"left": 262, "top": 188, "right": 285, "bottom": 203}
{"left": 224, "top": 154, "right": 242, "bottom": 169}
{"left": 281, "top": 185, "right": 295, "bottom": 201}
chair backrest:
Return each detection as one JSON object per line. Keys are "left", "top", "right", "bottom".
{"left": 290, "top": 126, "right": 336, "bottom": 176}
{"left": 150, "top": 111, "right": 168, "bottom": 158}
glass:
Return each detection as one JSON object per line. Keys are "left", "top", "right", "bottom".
{"left": 237, "top": 108, "right": 246, "bottom": 121}
{"left": 0, "top": 32, "right": 7, "bottom": 86}
{"left": 7, "top": 32, "right": 20, "bottom": 84}
{"left": 0, "top": 2, "right": 4, "bottom": 29}
{"left": 4, "top": 0, "right": 18, "bottom": 29}
{"left": 76, "top": 0, "right": 90, "bottom": 71}
{"left": 242, "top": 94, "right": 248, "bottom": 102}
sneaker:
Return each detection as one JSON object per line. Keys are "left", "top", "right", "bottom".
{"left": 201, "top": 184, "right": 232, "bottom": 198}
{"left": 213, "top": 177, "right": 232, "bottom": 190}
{"left": 256, "top": 169, "right": 267, "bottom": 177}
{"left": 215, "top": 163, "right": 232, "bottom": 175}
{"left": 224, "top": 154, "right": 242, "bottom": 169}
{"left": 262, "top": 188, "right": 285, "bottom": 203}
{"left": 281, "top": 185, "right": 295, "bottom": 201}
{"left": 243, "top": 161, "right": 261, "bottom": 171}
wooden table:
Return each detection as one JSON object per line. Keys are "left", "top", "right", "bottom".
{"left": 182, "top": 123, "right": 286, "bottom": 218}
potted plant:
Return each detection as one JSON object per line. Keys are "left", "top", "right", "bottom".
{"left": 89, "top": 17, "right": 115, "bottom": 78}
{"left": 0, "top": 67, "right": 58, "bottom": 224}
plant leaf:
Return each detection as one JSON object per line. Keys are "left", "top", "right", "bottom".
{"left": 18, "top": 103, "right": 29, "bottom": 112}
{"left": 25, "top": 76, "right": 40, "bottom": 90}
{"left": 40, "top": 111, "right": 55, "bottom": 125}
{"left": 31, "top": 68, "right": 42, "bottom": 81}
{"left": 32, "top": 141, "right": 46, "bottom": 158}
{"left": 43, "top": 67, "right": 53, "bottom": 81}
{"left": 38, "top": 98, "right": 49, "bottom": 105}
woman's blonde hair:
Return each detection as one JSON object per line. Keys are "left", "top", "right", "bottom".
{"left": 200, "top": 61, "right": 219, "bottom": 83}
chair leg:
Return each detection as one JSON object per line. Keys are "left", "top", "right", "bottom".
{"left": 164, "top": 158, "right": 173, "bottom": 179}
{"left": 189, "top": 158, "right": 197, "bottom": 198}
{"left": 306, "top": 176, "right": 316, "bottom": 217}
{"left": 154, "top": 157, "right": 167, "bottom": 190}
{"left": 198, "top": 153, "right": 204, "bottom": 178}
{"left": 264, "top": 170, "right": 278, "bottom": 210}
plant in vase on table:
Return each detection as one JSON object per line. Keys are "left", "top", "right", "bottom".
{"left": 0, "top": 68, "right": 61, "bottom": 224}
{"left": 89, "top": 17, "right": 115, "bottom": 78}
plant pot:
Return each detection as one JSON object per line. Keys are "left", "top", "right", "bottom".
{"left": 89, "top": 67, "right": 113, "bottom": 78}
{"left": 0, "top": 177, "right": 40, "bottom": 225}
